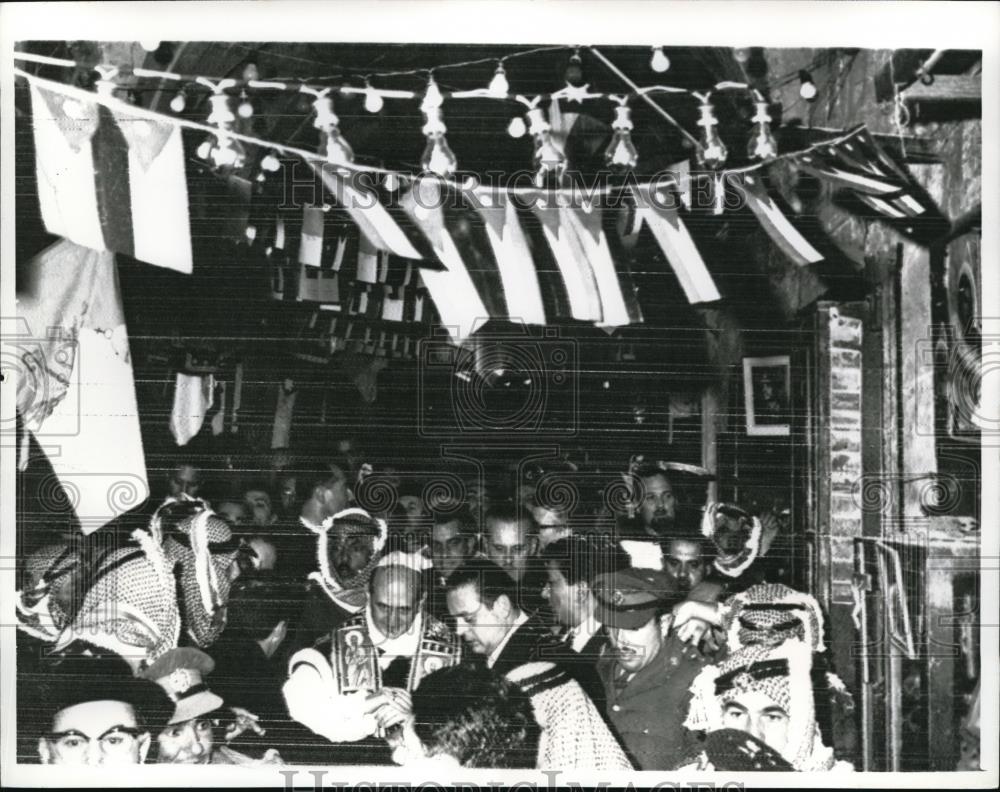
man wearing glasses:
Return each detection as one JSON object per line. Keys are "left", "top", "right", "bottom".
{"left": 36, "top": 660, "right": 172, "bottom": 765}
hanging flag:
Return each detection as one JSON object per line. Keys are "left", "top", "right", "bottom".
{"left": 531, "top": 200, "right": 603, "bottom": 322}
{"left": 299, "top": 206, "right": 326, "bottom": 267}
{"left": 474, "top": 189, "right": 547, "bottom": 325}
{"left": 170, "top": 372, "right": 214, "bottom": 446}
{"left": 271, "top": 380, "right": 298, "bottom": 449}
{"left": 14, "top": 239, "right": 149, "bottom": 533}
{"left": 562, "top": 202, "right": 642, "bottom": 327}
{"left": 794, "top": 128, "right": 934, "bottom": 219}
{"left": 630, "top": 184, "right": 722, "bottom": 303}
{"left": 210, "top": 381, "right": 227, "bottom": 436}
{"left": 401, "top": 179, "right": 489, "bottom": 344}
{"left": 443, "top": 203, "right": 508, "bottom": 322}
{"left": 729, "top": 172, "right": 825, "bottom": 268}
{"left": 29, "top": 78, "right": 193, "bottom": 274}
{"left": 310, "top": 160, "right": 422, "bottom": 260}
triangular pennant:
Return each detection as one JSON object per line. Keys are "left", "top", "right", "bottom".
{"left": 631, "top": 184, "right": 721, "bottom": 304}
{"left": 311, "top": 160, "right": 422, "bottom": 259}
{"left": 733, "top": 172, "right": 824, "bottom": 267}
{"left": 108, "top": 106, "right": 175, "bottom": 171}
{"left": 34, "top": 81, "right": 100, "bottom": 152}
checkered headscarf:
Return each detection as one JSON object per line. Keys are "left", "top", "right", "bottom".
{"left": 302, "top": 507, "right": 388, "bottom": 613}
{"left": 52, "top": 529, "right": 181, "bottom": 670}
{"left": 701, "top": 502, "right": 762, "bottom": 578}
{"left": 723, "top": 583, "right": 825, "bottom": 653}
{"left": 684, "top": 639, "right": 835, "bottom": 771}
{"left": 164, "top": 507, "right": 242, "bottom": 647}
{"left": 15, "top": 544, "right": 78, "bottom": 641}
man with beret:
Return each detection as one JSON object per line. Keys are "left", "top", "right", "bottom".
{"left": 145, "top": 647, "right": 282, "bottom": 765}
{"left": 34, "top": 657, "right": 172, "bottom": 765}
{"left": 594, "top": 567, "right": 707, "bottom": 770}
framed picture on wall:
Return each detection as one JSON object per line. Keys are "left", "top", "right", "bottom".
{"left": 744, "top": 355, "right": 791, "bottom": 436}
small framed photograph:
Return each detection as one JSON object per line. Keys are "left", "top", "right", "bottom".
{"left": 743, "top": 355, "right": 791, "bottom": 436}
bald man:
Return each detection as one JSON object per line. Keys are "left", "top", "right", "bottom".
{"left": 283, "top": 556, "right": 461, "bottom": 761}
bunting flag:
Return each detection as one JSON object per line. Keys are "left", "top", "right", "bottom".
{"left": 29, "top": 79, "right": 193, "bottom": 274}
{"left": 170, "top": 372, "right": 214, "bottom": 446}
{"left": 14, "top": 240, "right": 148, "bottom": 533}
{"left": 630, "top": 183, "right": 721, "bottom": 304}
{"left": 531, "top": 200, "right": 603, "bottom": 322}
{"left": 793, "top": 128, "right": 935, "bottom": 219}
{"left": 561, "top": 202, "right": 642, "bottom": 327}
{"left": 729, "top": 172, "right": 825, "bottom": 268}
{"left": 310, "top": 160, "right": 422, "bottom": 260}
{"left": 474, "top": 188, "right": 547, "bottom": 325}
{"left": 401, "top": 179, "right": 488, "bottom": 344}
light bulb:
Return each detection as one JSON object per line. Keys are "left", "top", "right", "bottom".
{"left": 488, "top": 64, "right": 509, "bottom": 97}
{"left": 695, "top": 101, "right": 728, "bottom": 170}
{"left": 650, "top": 47, "right": 670, "bottom": 73}
{"left": 364, "top": 87, "right": 384, "bottom": 113}
{"left": 322, "top": 127, "right": 355, "bottom": 165}
{"left": 237, "top": 92, "right": 254, "bottom": 119}
{"left": 527, "top": 107, "right": 567, "bottom": 187}
{"left": 423, "top": 76, "right": 443, "bottom": 110}
{"left": 383, "top": 173, "right": 400, "bottom": 192}
{"left": 241, "top": 62, "right": 260, "bottom": 83}
{"left": 421, "top": 107, "right": 457, "bottom": 176}
{"left": 421, "top": 133, "right": 458, "bottom": 176}
{"left": 197, "top": 139, "right": 214, "bottom": 160}
{"left": 213, "top": 137, "right": 247, "bottom": 170}
{"left": 507, "top": 116, "right": 527, "bottom": 138}
{"left": 746, "top": 100, "right": 778, "bottom": 161}
{"left": 169, "top": 91, "right": 186, "bottom": 113}
{"left": 604, "top": 105, "right": 638, "bottom": 170}
{"left": 140, "top": 40, "right": 161, "bottom": 53}
{"left": 261, "top": 152, "right": 281, "bottom": 172}
{"left": 733, "top": 47, "right": 751, "bottom": 64}
{"left": 799, "top": 70, "right": 817, "bottom": 101}
{"left": 565, "top": 51, "right": 584, "bottom": 86}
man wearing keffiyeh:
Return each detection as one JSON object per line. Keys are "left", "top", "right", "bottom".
{"left": 681, "top": 638, "right": 853, "bottom": 772}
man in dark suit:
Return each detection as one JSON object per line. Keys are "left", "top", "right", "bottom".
{"left": 535, "top": 535, "right": 629, "bottom": 713}
{"left": 444, "top": 558, "right": 550, "bottom": 676}
{"left": 593, "top": 567, "right": 707, "bottom": 770}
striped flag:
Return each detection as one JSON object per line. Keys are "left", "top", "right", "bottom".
{"left": 630, "top": 184, "right": 722, "bottom": 303}
{"left": 562, "top": 202, "right": 642, "bottom": 327}
{"left": 729, "top": 172, "right": 825, "bottom": 268}
{"left": 310, "top": 160, "right": 422, "bottom": 260}
{"left": 473, "top": 188, "right": 547, "bottom": 325}
{"left": 794, "top": 128, "right": 934, "bottom": 219}
{"left": 29, "top": 78, "right": 193, "bottom": 274}
{"left": 531, "top": 200, "right": 603, "bottom": 322}
{"left": 401, "top": 179, "right": 488, "bottom": 344}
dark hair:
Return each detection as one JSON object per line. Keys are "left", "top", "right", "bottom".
{"left": 483, "top": 502, "right": 535, "bottom": 536}
{"left": 633, "top": 463, "right": 672, "bottom": 484}
{"left": 541, "top": 535, "right": 630, "bottom": 587}
{"left": 445, "top": 558, "right": 517, "bottom": 609}
{"left": 29, "top": 656, "right": 173, "bottom": 734}
{"left": 411, "top": 665, "right": 539, "bottom": 768}
{"left": 431, "top": 508, "right": 477, "bottom": 537}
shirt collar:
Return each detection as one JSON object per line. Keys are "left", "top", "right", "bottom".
{"left": 486, "top": 610, "right": 529, "bottom": 669}
{"left": 570, "top": 614, "right": 602, "bottom": 653}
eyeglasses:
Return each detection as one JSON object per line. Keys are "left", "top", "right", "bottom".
{"left": 46, "top": 726, "right": 142, "bottom": 756}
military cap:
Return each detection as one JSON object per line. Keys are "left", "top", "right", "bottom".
{"left": 593, "top": 567, "right": 681, "bottom": 630}
{"left": 142, "top": 647, "right": 224, "bottom": 725}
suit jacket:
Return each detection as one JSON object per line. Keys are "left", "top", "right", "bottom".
{"left": 489, "top": 612, "right": 554, "bottom": 677}
{"left": 534, "top": 628, "right": 610, "bottom": 715}
{"left": 596, "top": 633, "right": 707, "bottom": 770}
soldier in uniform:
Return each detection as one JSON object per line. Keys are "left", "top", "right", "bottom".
{"left": 593, "top": 567, "right": 708, "bottom": 770}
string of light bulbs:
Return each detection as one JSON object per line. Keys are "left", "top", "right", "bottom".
{"left": 14, "top": 43, "right": 794, "bottom": 188}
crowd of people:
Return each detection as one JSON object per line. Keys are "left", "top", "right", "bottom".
{"left": 15, "top": 447, "right": 856, "bottom": 772}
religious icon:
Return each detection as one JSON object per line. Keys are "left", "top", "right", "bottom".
{"left": 335, "top": 627, "right": 381, "bottom": 694}
{"left": 743, "top": 356, "right": 791, "bottom": 436}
